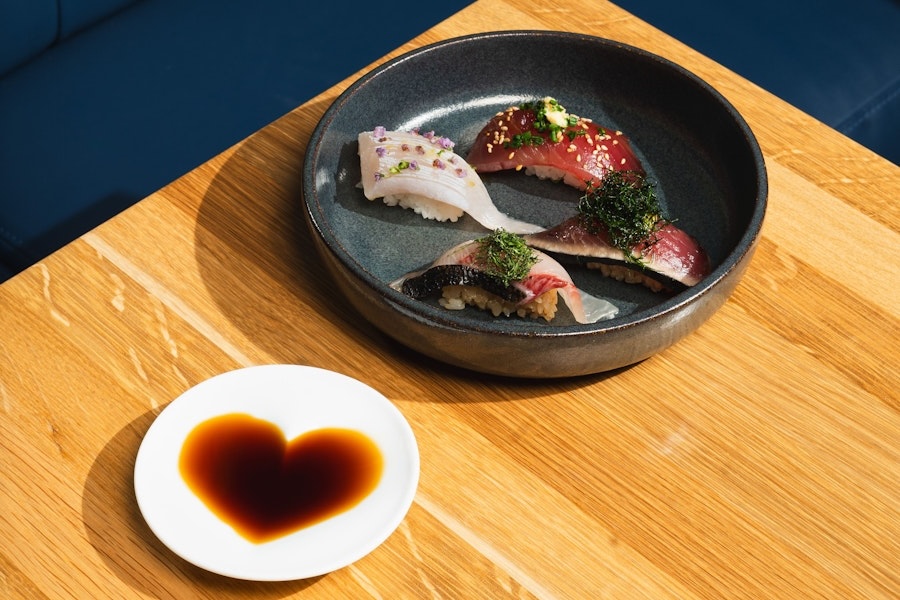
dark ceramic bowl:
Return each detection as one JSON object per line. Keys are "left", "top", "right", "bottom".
{"left": 301, "top": 31, "right": 766, "bottom": 378}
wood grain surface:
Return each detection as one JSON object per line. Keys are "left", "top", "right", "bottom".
{"left": 1, "top": 0, "right": 897, "bottom": 598}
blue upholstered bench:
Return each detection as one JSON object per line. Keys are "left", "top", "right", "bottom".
{"left": 0, "top": 0, "right": 473, "bottom": 283}
{"left": 613, "top": 0, "right": 900, "bottom": 166}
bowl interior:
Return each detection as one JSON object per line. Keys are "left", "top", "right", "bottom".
{"left": 303, "top": 31, "right": 765, "bottom": 336}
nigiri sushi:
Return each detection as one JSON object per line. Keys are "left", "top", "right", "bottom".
{"left": 391, "top": 230, "right": 618, "bottom": 324}
{"left": 524, "top": 171, "right": 711, "bottom": 291}
{"left": 466, "top": 97, "right": 644, "bottom": 191}
{"left": 358, "top": 127, "right": 542, "bottom": 234}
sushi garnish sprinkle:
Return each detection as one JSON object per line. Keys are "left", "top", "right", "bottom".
{"left": 577, "top": 170, "right": 670, "bottom": 266}
{"left": 370, "top": 127, "right": 462, "bottom": 181}
{"left": 474, "top": 229, "right": 538, "bottom": 287}
{"left": 506, "top": 97, "right": 593, "bottom": 147}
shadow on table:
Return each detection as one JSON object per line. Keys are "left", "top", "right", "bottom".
{"left": 81, "top": 408, "right": 321, "bottom": 597}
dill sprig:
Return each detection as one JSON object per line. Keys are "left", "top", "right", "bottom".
{"left": 475, "top": 229, "right": 538, "bottom": 286}
{"left": 577, "top": 170, "right": 667, "bottom": 265}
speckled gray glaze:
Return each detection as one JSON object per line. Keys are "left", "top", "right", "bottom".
{"left": 302, "top": 31, "right": 767, "bottom": 378}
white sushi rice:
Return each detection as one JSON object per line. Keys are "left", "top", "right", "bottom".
{"left": 381, "top": 193, "right": 464, "bottom": 223}
{"left": 525, "top": 165, "right": 567, "bottom": 182}
{"left": 525, "top": 165, "right": 587, "bottom": 190}
{"left": 439, "top": 285, "right": 559, "bottom": 321}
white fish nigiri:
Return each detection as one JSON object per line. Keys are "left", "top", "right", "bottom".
{"left": 391, "top": 233, "right": 618, "bottom": 324}
{"left": 358, "top": 128, "right": 542, "bottom": 234}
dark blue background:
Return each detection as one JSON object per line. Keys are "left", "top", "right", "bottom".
{"left": 0, "top": 0, "right": 474, "bottom": 281}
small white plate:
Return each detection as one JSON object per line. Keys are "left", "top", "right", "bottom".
{"left": 134, "top": 364, "right": 419, "bottom": 581}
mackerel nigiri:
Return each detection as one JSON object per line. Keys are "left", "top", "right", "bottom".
{"left": 358, "top": 127, "right": 542, "bottom": 234}
{"left": 466, "top": 97, "right": 644, "bottom": 191}
{"left": 524, "top": 171, "right": 711, "bottom": 291}
{"left": 391, "top": 230, "right": 618, "bottom": 324}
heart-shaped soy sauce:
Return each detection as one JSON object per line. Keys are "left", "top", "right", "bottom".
{"left": 179, "top": 413, "right": 383, "bottom": 543}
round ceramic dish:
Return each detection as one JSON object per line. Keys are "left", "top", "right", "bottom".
{"left": 134, "top": 365, "right": 419, "bottom": 580}
{"left": 301, "top": 31, "right": 767, "bottom": 378}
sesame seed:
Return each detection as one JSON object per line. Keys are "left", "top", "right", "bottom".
{"left": 620, "top": 157, "right": 627, "bottom": 165}
{"left": 576, "top": 154, "right": 582, "bottom": 162}
{"left": 515, "top": 164, "right": 524, "bottom": 171}
{"left": 508, "top": 151, "right": 515, "bottom": 160}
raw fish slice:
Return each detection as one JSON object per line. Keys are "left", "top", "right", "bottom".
{"left": 524, "top": 216, "right": 711, "bottom": 291}
{"left": 391, "top": 239, "right": 618, "bottom": 324}
{"left": 358, "top": 128, "right": 542, "bottom": 234}
{"left": 466, "top": 97, "right": 644, "bottom": 191}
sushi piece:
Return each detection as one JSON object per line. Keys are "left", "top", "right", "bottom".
{"left": 391, "top": 230, "right": 618, "bottom": 324}
{"left": 358, "top": 127, "right": 542, "bottom": 234}
{"left": 524, "top": 170, "right": 711, "bottom": 291}
{"left": 466, "top": 97, "right": 644, "bottom": 191}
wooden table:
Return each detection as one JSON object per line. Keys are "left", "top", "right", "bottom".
{"left": 2, "top": 1, "right": 897, "bottom": 597}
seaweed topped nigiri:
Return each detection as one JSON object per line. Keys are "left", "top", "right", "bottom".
{"left": 391, "top": 230, "right": 618, "bottom": 324}
{"left": 358, "top": 127, "right": 542, "bottom": 234}
{"left": 524, "top": 171, "right": 711, "bottom": 291}
{"left": 466, "top": 97, "right": 644, "bottom": 191}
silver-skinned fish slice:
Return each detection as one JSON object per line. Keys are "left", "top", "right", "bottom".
{"left": 391, "top": 239, "right": 618, "bottom": 324}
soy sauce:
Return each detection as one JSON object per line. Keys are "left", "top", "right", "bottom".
{"left": 179, "top": 413, "right": 383, "bottom": 543}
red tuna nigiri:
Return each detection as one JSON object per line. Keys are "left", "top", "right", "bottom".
{"left": 466, "top": 97, "right": 644, "bottom": 191}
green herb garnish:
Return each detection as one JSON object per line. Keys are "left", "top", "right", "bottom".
{"left": 506, "top": 131, "right": 545, "bottom": 148}
{"left": 578, "top": 170, "right": 667, "bottom": 265}
{"left": 520, "top": 97, "right": 580, "bottom": 143}
{"left": 475, "top": 229, "right": 538, "bottom": 286}
{"left": 388, "top": 160, "right": 412, "bottom": 175}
